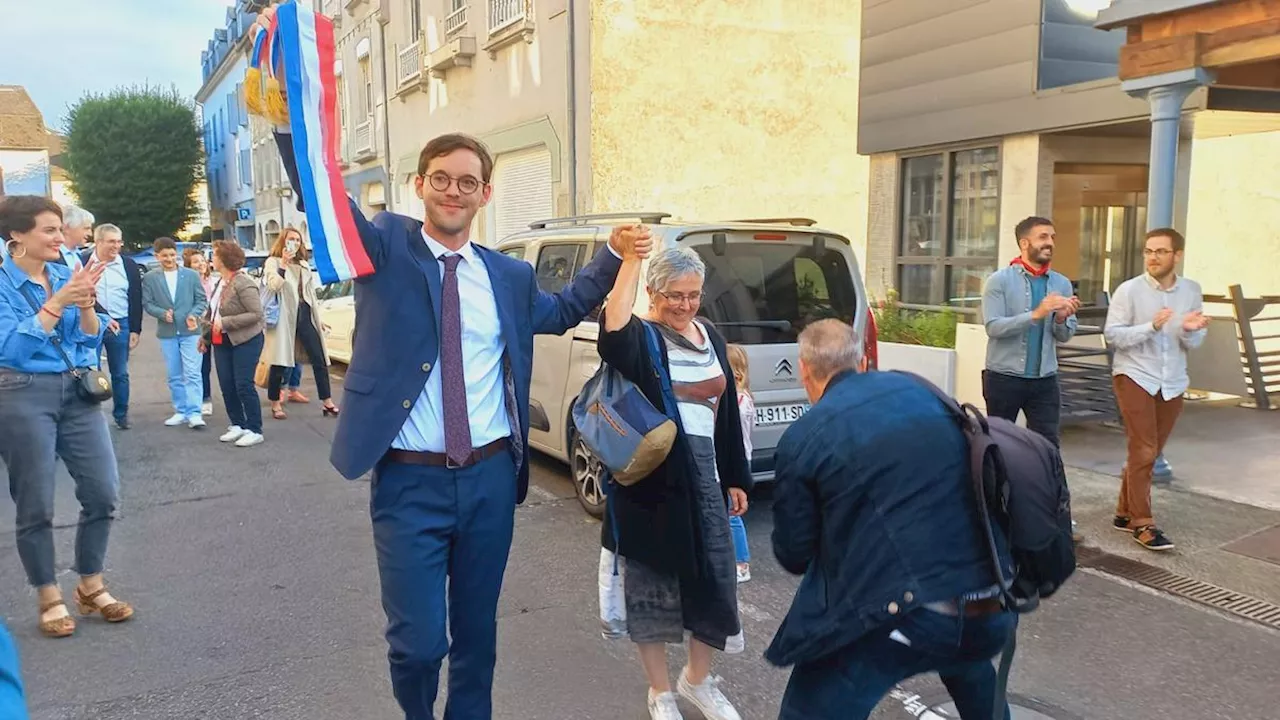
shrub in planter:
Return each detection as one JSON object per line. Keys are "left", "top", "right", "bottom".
{"left": 873, "top": 290, "right": 958, "bottom": 349}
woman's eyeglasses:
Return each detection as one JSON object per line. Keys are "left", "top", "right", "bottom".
{"left": 426, "top": 172, "right": 483, "bottom": 195}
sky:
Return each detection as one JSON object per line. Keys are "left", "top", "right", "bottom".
{"left": 0, "top": 0, "right": 240, "bottom": 132}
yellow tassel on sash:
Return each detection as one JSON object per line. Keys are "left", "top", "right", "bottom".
{"left": 264, "top": 75, "right": 290, "bottom": 125}
{"left": 244, "top": 66, "right": 264, "bottom": 117}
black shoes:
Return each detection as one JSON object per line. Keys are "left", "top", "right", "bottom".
{"left": 1133, "top": 525, "right": 1175, "bottom": 552}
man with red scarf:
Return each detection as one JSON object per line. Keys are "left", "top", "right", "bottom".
{"left": 980, "top": 216, "right": 1080, "bottom": 446}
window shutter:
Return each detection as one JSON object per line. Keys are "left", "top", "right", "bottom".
{"left": 491, "top": 147, "right": 553, "bottom": 244}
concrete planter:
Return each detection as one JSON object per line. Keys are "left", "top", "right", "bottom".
{"left": 877, "top": 341, "right": 958, "bottom": 395}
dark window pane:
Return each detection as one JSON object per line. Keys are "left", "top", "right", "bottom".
{"left": 897, "top": 264, "right": 942, "bottom": 306}
{"left": 692, "top": 240, "right": 858, "bottom": 344}
{"left": 946, "top": 265, "right": 990, "bottom": 308}
{"left": 900, "top": 154, "right": 945, "bottom": 258}
{"left": 535, "top": 244, "right": 585, "bottom": 294}
{"left": 1038, "top": 0, "right": 1125, "bottom": 90}
{"left": 949, "top": 147, "right": 1000, "bottom": 258}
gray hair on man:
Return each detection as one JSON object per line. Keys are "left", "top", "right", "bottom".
{"left": 62, "top": 205, "right": 95, "bottom": 229}
{"left": 798, "top": 318, "right": 864, "bottom": 381}
{"left": 646, "top": 247, "right": 705, "bottom": 292}
{"left": 93, "top": 223, "right": 122, "bottom": 241}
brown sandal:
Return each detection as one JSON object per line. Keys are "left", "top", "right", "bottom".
{"left": 272, "top": 405, "right": 287, "bottom": 420}
{"left": 39, "top": 600, "right": 76, "bottom": 638}
{"left": 75, "top": 585, "right": 134, "bottom": 623}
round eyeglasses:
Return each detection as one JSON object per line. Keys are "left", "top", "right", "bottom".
{"left": 426, "top": 171, "right": 483, "bottom": 195}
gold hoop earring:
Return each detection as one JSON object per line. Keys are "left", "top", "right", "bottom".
{"left": 4, "top": 241, "right": 26, "bottom": 260}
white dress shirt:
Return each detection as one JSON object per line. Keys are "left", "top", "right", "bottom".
{"left": 60, "top": 245, "right": 84, "bottom": 270}
{"left": 1104, "top": 273, "right": 1206, "bottom": 400}
{"left": 94, "top": 254, "right": 131, "bottom": 320}
{"left": 392, "top": 231, "right": 511, "bottom": 452}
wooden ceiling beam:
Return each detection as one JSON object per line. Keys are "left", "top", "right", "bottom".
{"left": 1118, "top": 17, "right": 1280, "bottom": 81}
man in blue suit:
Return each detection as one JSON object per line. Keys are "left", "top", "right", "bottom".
{"left": 265, "top": 39, "right": 652, "bottom": 717}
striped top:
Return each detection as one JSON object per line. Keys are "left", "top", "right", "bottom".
{"left": 658, "top": 320, "right": 726, "bottom": 439}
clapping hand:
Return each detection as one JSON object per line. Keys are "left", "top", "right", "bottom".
{"left": 609, "top": 224, "right": 654, "bottom": 261}
{"left": 52, "top": 264, "right": 106, "bottom": 310}
{"left": 164, "top": 309, "right": 175, "bottom": 323}
{"left": 1181, "top": 310, "right": 1209, "bottom": 332}
{"left": 186, "top": 316, "right": 199, "bottom": 332}
{"left": 1153, "top": 308, "right": 1174, "bottom": 330}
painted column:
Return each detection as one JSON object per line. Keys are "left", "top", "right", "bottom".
{"left": 1122, "top": 67, "right": 1214, "bottom": 479}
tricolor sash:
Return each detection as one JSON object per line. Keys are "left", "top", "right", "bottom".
{"left": 246, "top": 1, "right": 373, "bottom": 284}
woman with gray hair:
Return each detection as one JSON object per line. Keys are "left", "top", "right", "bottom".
{"left": 598, "top": 242, "right": 751, "bottom": 720}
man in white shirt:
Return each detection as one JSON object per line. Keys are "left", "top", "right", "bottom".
{"left": 58, "top": 205, "right": 94, "bottom": 270}
{"left": 85, "top": 224, "right": 144, "bottom": 429}
{"left": 1104, "top": 228, "right": 1208, "bottom": 552}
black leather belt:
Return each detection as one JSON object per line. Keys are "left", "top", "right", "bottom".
{"left": 384, "top": 438, "right": 507, "bottom": 469}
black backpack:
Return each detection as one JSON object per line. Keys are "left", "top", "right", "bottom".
{"left": 896, "top": 372, "right": 1077, "bottom": 718}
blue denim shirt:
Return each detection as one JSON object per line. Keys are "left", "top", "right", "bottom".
{"left": 981, "top": 265, "right": 1077, "bottom": 378}
{"left": 766, "top": 370, "right": 1011, "bottom": 667}
{"left": 0, "top": 260, "right": 107, "bottom": 373}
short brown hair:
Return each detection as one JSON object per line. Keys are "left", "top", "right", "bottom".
{"left": 416, "top": 133, "right": 494, "bottom": 183}
{"left": 153, "top": 236, "right": 177, "bottom": 253}
{"left": 182, "top": 247, "right": 204, "bottom": 267}
{"left": 0, "top": 195, "right": 62, "bottom": 241}
{"left": 1145, "top": 227, "right": 1185, "bottom": 252}
{"left": 213, "top": 240, "right": 246, "bottom": 271}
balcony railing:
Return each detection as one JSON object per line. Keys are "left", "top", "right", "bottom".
{"left": 445, "top": 4, "right": 469, "bottom": 36}
{"left": 397, "top": 39, "right": 423, "bottom": 86}
{"left": 353, "top": 118, "right": 374, "bottom": 156}
{"left": 488, "top": 0, "right": 525, "bottom": 34}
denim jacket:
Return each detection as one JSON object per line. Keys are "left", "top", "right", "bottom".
{"left": 981, "top": 265, "right": 1077, "bottom": 378}
{"left": 766, "top": 371, "right": 1010, "bottom": 667}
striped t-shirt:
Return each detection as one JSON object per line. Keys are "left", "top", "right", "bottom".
{"left": 658, "top": 320, "right": 726, "bottom": 439}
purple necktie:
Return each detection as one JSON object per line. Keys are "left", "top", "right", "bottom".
{"left": 440, "top": 254, "right": 473, "bottom": 466}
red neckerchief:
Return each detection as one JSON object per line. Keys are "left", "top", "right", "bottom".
{"left": 1011, "top": 257, "right": 1050, "bottom": 277}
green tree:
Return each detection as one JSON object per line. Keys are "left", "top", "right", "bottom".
{"left": 63, "top": 86, "right": 203, "bottom": 252}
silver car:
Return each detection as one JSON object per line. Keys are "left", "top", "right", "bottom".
{"left": 495, "top": 213, "right": 879, "bottom": 518}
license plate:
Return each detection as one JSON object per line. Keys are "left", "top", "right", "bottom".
{"left": 755, "top": 403, "right": 810, "bottom": 426}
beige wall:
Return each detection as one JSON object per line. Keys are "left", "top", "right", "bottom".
{"left": 588, "top": 0, "right": 870, "bottom": 269}
{"left": 1185, "top": 128, "right": 1280, "bottom": 297}
{"left": 384, "top": 0, "right": 572, "bottom": 231}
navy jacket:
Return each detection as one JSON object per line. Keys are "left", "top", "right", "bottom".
{"left": 766, "top": 370, "right": 1008, "bottom": 667}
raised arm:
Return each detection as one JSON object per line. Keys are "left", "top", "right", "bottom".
{"left": 1179, "top": 286, "right": 1209, "bottom": 350}
{"left": 530, "top": 225, "right": 650, "bottom": 335}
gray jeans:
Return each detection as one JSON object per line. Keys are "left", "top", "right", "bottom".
{"left": 0, "top": 370, "right": 120, "bottom": 587}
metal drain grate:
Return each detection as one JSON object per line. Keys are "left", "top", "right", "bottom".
{"left": 1077, "top": 546, "right": 1280, "bottom": 630}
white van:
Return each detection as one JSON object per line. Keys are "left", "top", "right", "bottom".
{"left": 495, "top": 213, "right": 879, "bottom": 518}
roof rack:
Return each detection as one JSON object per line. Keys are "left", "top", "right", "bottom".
{"left": 528, "top": 212, "right": 671, "bottom": 230}
{"left": 732, "top": 217, "right": 817, "bottom": 227}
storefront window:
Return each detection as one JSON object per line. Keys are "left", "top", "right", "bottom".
{"left": 897, "top": 147, "right": 1000, "bottom": 309}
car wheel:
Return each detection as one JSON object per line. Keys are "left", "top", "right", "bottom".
{"left": 569, "top": 430, "right": 607, "bottom": 519}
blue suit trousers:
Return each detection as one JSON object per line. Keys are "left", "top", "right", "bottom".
{"left": 371, "top": 450, "right": 517, "bottom": 720}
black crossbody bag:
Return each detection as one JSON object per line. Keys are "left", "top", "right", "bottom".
{"left": 15, "top": 286, "right": 114, "bottom": 404}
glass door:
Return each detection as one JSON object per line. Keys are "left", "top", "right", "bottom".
{"left": 1077, "top": 191, "right": 1146, "bottom": 304}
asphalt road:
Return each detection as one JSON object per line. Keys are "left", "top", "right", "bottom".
{"left": 2, "top": 331, "right": 1277, "bottom": 720}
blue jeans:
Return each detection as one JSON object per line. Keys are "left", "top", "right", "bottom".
{"left": 729, "top": 514, "right": 750, "bottom": 564}
{"left": 287, "top": 363, "right": 303, "bottom": 389}
{"left": 0, "top": 370, "right": 120, "bottom": 588}
{"left": 779, "top": 608, "right": 1015, "bottom": 720}
{"left": 160, "top": 335, "right": 203, "bottom": 419}
{"left": 101, "top": 316, "right": 131, "bottom": 423}
{"left": 372, "top": 451, "right": 517, "bottom": 720}
{"left": 212, "top": 333, "right": 264, "bottom": 434}
{"left": 981, "top": 371, "right": 1061, "bottom": 448}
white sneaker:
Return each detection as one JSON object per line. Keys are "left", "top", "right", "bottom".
{"left": 234, "top": 431, "right": 264, "bottom": 447}
{"left": 188, "top": 416, "right": 206, "bottom": 429}
{"left": 648, "top": 690, "right": 684, "bottom": 720}
{"left": 164, "top": 413, "right": 187, "bottom": 427}
{"left": 219, "top": 425, "right": 245, "bottom": 442}
{"left": 677, "top": 669, "right": 741, "bottom": 720}
{"left": 202, "top": 402, "right": 214, "bottom": 416}
{"left": 736, "top": 564, "right": 751, "bottom": 584}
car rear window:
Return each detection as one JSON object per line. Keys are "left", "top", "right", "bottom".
{"left": 692, "top": 237, "right": 857, "bottom": 344}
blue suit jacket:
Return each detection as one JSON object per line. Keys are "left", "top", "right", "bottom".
{"left": 331, "top": 211, "right": 620, "bottom": 501}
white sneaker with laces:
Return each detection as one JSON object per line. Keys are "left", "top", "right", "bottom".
{"left": 164, "top": 413, "right": 187, "bottom": 427}
{"left": 648, "top": 690, "right": 684, "bottom": 720}
{"left": 219, "top": 425, "right": 245, "bottom": 442}
{"left": 188, "top": 416, "right": 206, "bottom": 429}
{"left": 736, "top": 564, "right": 751, "bottom": 584}
{"left": 202, "top": 402, "right": 214, "bottom": 416}
{"left": 677, "top": 669, "right": 741, "bottom": 720}
{"left": 234, "top": 431, "right": 264, "bottom": 447}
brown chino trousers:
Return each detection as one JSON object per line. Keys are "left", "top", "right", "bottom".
{"left": 1113, "top": 374, "right": 1184, "bottom": 527}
